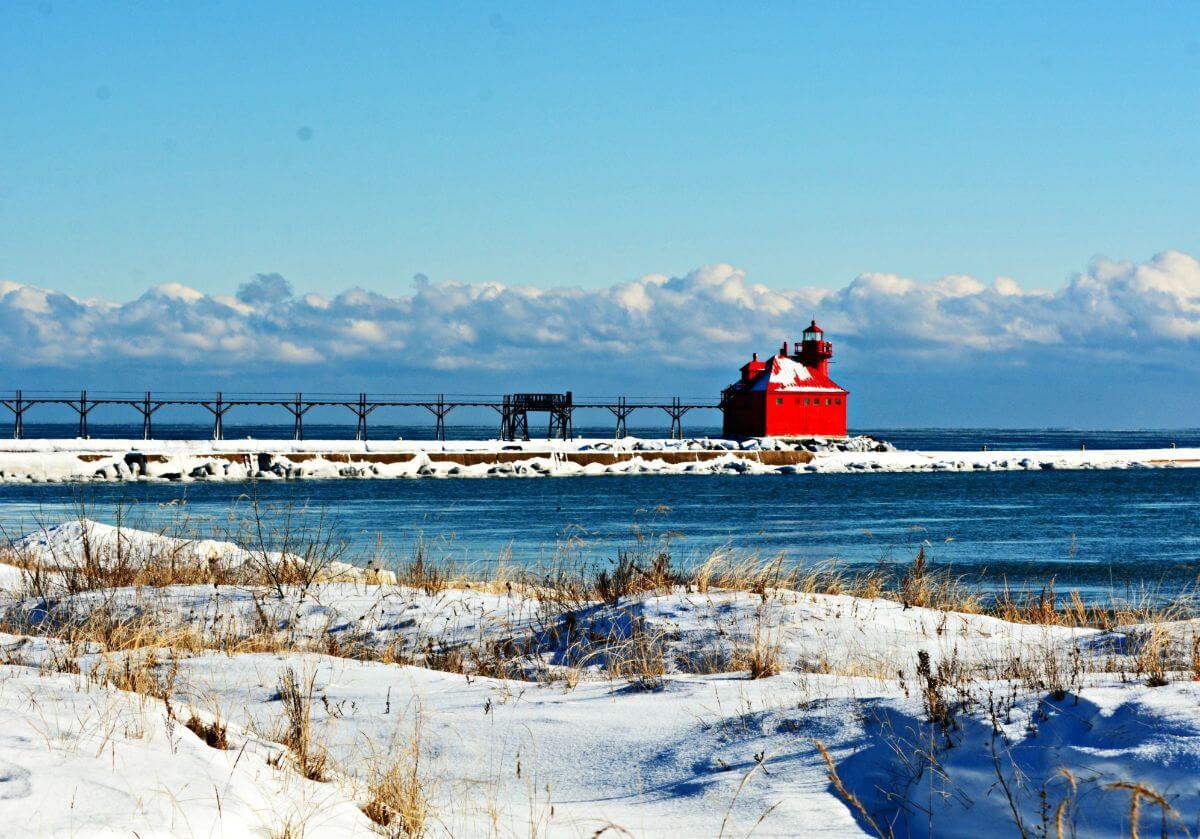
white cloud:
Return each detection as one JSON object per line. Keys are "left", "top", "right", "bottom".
{"left": 1, "top": 252, "right": 1199, "bottom": 382}
{"left": 274, "top": 341, "right": 324, "bottom": 364}
{"left": 148, "top": 282, "right": 206, "bottom": 303}
{"left": 992, "top": 277, "right": 1023, "bottom": 296}
{"left": 614, "top": 282, "right": 654, "bottom": 314}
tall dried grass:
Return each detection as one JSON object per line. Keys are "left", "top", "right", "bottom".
{"left": 5, "top": 501, "right": 1200, "bottom": 694}
{"left": 274, "top": 667, "right": 328, "bottom": 781}
{"left": 361, "top": 718, "right": 430, "bottom": 837}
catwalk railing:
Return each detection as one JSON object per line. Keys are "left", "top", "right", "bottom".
{"left": 0, "top": 390, "right": 724, "bottom": 441}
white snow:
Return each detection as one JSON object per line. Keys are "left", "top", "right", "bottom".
{"left": 749, "top": 355, "right": 844, "bottom": 392}
{"left": 0, "top": 661, "right": 375, "bottom": 837}
{"left": 2, "top": 521, "right": 1200, "bottom": 835}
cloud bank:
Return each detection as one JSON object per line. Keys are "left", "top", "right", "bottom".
{"left": 2, "top": 251, "right": 1199, "bottom": 425}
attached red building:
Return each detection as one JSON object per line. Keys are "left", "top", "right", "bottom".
{"left": 721, "top": 321, "right": 849, "bottom": 438}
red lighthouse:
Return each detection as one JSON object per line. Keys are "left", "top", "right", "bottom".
{"left": 721, "top": 321, "right": 849, "bottom": 438}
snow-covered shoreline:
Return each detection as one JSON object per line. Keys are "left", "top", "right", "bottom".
{"left": 0, "top": 435, "right": 1197, "bottom": 482}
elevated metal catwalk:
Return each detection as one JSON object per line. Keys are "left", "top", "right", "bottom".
{"left": 0, "top": 390, "right": 721, "bottom": 441}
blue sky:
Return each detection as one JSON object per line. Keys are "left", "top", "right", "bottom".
{"left": 2, "top": 2, "right": 1199, "bottom": 427}
{"left": 4, "top": 1, "right": 1199, "bottom": 295}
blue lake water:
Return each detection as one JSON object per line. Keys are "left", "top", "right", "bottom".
{"left": 1, "top": 429, "right": 1198, "bottom": 598}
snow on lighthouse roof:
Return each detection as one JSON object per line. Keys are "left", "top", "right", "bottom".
{"left": 748, "top": 356, "right": 846, "bottom": 393}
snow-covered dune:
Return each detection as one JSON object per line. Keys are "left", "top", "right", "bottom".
{"left": 1, "top": 618, "right": 1197, "bottom": 836}
{"left": 0, "top": 658, "right": 374, "bottom": 836}
{"left": 2, "top": 519, "right": 1199, "bottom": 836}
{"left": 10, "top": 518, "right": 383, "bottom": 583}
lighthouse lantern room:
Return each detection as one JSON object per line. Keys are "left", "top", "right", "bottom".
{"left": 721, "top": 321, "right": 849, "bottom": 438}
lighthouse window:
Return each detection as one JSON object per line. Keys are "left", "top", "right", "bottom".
{"left": 835, "top": 398, "right": 842, "bottom": 405}
{"left": 825, "top": 398, "right": 832, "bottom": 406}
{"left": 804, "top": 398, "right": 810, "bottom": 406}
{"left": 775, "top": 397, "right": 782, "bottom": 405}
